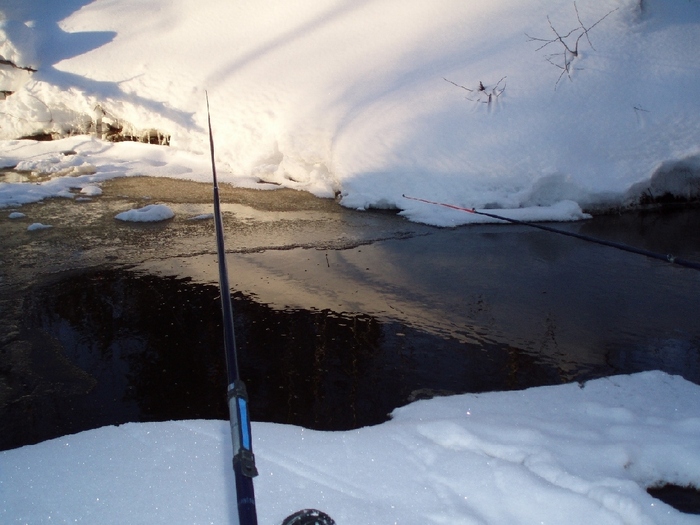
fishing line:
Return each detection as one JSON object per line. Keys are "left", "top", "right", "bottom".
{"left": 403, "top": 194, "right": 700, "bottom": 271}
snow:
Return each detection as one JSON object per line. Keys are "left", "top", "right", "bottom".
{"left": 114, "top": 203, "right": 175, "bottom": 222}
{"left": 2, "top": 372, "right": 700, "bottom": 524}
{"left": 26, "top": 221, "right": 52, "bottom": 231}
{"left": 79, "top": 183, "right": 102, "bottom": 196}
{"left": 1, "top": 1, "right": 700, "bottom": 523}
{"left": 1, "top": 0, "right": 699, "bottom": 225}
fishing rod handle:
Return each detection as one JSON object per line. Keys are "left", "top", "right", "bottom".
{"left": 228, "top": 380, "right": 259, "bottom": 478}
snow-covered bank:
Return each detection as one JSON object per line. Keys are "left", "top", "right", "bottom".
{"left": 2, "top": 371, "right": 700, "bottom": 524}
{"left": 2, "top": 0, "right": 700, "bottom": 225}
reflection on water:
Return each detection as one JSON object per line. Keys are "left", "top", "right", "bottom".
{"left": 2, "top": 268, "right": 568, "bottom": 450}
{"left": 3, "top": 254, "right": 700, "bottom": 450}
{"left": 2, "top": 208, "right": 700, "bottom": 451}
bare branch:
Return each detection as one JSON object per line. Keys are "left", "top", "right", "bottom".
{"left": 547, "top": 15, "right": 580, "bottom": 56}
{"left": 444, "top": 76, "right": 506, "bottom": 106}
{"left": 443, "top": 77, "right": 473, "bottom": 92}
{"left": 574, "top": 2, "right": 594, "bottom": 50}
{"left": 0, "top": 58, "right": 37, "bottom": 72}
{"left": 585, "top": 5, "right": 619, "bottom": 33}
{"left": 527, "top": 3, "right": 619, "bottom": 88}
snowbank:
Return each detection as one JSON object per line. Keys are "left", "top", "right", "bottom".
{"left": 2, "top": 371, "right": 700, "bottom": 524}
{"left": 1, "top": 0, "right": 699, "bottom": 225}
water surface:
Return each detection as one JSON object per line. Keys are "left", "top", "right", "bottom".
{"left": 1, "top": 178, "right": 699, "bottom": 450}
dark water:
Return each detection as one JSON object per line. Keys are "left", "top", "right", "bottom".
{"left": 2, "top": 269, "right": 565, "bottom": 451}
{"left": 647, "top": 485, "right": 700, "bottom": 515}
{"left": 2, "top": 209, "right": 700, "bottom": 451}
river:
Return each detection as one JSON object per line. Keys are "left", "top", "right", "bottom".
{"left": 1, "top": 176, "right": 699, "bottom": 450}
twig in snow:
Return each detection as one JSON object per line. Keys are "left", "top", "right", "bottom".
{"left": 443, "top": 76, "right": 506, "bottom": 106}
{"left": 526, "top": 2, "right": 618, "bottom": 88}
{"left": 0, "top": 59, "right": 37, "bottom": 73}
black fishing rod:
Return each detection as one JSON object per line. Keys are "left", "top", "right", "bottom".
{"left": 207, "top": 93, "right": 259, "bottom": 525}
{"left": 206, "top": 94, "right": 336, "bottom": 525}
{"left": 403, "top": 194, "right": 700, "bottom": 271}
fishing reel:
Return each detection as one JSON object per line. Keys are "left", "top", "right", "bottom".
{"left": 281, "top": 509, "right": 336, "bottom": 525}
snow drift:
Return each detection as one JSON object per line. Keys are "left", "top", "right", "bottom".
{"left": 3, "top": 372, "right": 700, "bottom": 524}
{"left": 1, "top": 0, "right": 700, "bottom": 225}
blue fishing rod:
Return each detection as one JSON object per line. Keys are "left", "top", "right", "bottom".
{"left": 206, "top": 94, "right": 336, "bottom": 525}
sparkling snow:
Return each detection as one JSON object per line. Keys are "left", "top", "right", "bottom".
{"left": 2, "top": 372, "right": 700, "bottom": 524}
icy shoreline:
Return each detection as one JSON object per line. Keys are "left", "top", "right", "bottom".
{"left": 2, "top": 0, "right": 700, "bottom": 226}
{"left": 2, "top": 135, "right": 699, "bottom": 228}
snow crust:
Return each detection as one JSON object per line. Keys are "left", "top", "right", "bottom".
{"left": 115, "top": 203, "right": 174, "bottom": 222}
{"left": 26, "top": 221, "right": 51, "bottom": 231}
{"left": 79, "top": 183, "right": 102, "bottom": 196}
{"left": 1, "top": 0, "right": 700, "bottom": 225}
{"left": 2, "top": 372, "right": 700, "bottom": 524}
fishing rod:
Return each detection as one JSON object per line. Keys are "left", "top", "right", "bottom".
{"left": 403, "top": 194, "right": 700, "bottom": 271}
{"left": 207, "top": 93, "right": 259, "bottom": 525}
{"left": 206, "top": 94, "right": 336, "bottom": 525}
